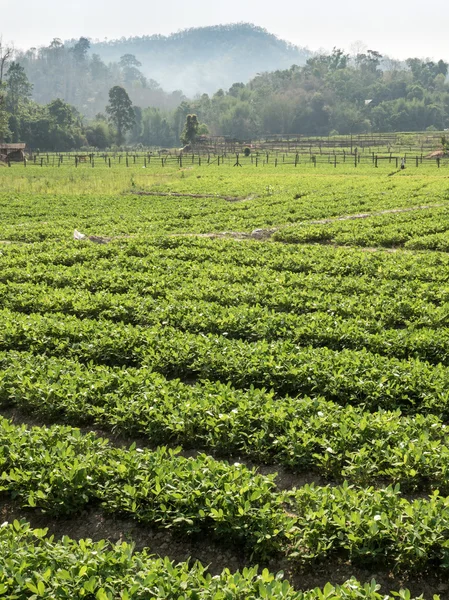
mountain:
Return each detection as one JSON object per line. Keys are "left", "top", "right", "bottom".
{"left": 88, "top": 23, "right": 310, "bottom": 96}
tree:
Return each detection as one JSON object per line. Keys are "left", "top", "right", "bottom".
{"left": 86, "top": 120, "right": 112, "bottom": 148}
{"left": 0, "top": 37, "right": 13, "bottom": 85}
{"left": 0, "top": 84, "right": 10, "bottom": 140}
{"left": 72, "top": 37, "right": 90, "bottom": 63}
{"left": 181, "top": 114, "right": 199, "bottom": 144}
{"left": 5, "top": 62, "right": 32, "bottom": 115}
{"left": 48, "top": 98, "right": 75, "bottom": 126}
{"left": 119, "top": 54, "right": 145, "bottom": 86}
{"left": 106, "top": 86, "right": 135, "bottom": 144}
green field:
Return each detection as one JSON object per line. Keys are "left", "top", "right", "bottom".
{"left": 1, "top": 159, "right": 449, "bottom": 598}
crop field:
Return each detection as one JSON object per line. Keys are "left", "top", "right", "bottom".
{"left": 2, "top": 159, "right": 449, "bottom": 598}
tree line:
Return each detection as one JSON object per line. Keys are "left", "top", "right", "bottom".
{"left": 1, "top": 37, "right": 449, "bottom": 150}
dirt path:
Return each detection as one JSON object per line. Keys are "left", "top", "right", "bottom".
{"left": 309, "top": 202, "right": 447, "bottom": 225}
{"left": 130, "top": 190, "right": 254, "bottom": 202}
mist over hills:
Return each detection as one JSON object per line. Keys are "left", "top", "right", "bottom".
{"left": 87, "top": 23, "right": 311, "bottom": 96}
{"left": 4, "top": 22, "right": 449, "bottom": 150}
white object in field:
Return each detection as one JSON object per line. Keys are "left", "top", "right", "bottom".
{"left": 74, "top": 229, "right": 86, "bottom": 240}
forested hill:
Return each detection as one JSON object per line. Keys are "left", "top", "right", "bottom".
{"left": 88, "top": 24, "right": 310, "bottom": 96}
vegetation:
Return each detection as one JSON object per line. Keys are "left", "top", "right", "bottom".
{"left": 3, "top": 101, "right": 449, "bottom": 599}
{"left": 106, "top": 86, "right": 135, "bottom": 144}
{"left": 0, "top": 521, "right": 423, "bottom": 599}
{"left": 1, "top": 27, "right": 449, "bottom": 149}
{"left": 88, "top": 23, "right": 310, "bottom": 96}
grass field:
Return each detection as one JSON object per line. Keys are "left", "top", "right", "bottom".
{"left": 1, "top": 159, "right": 449, "bottom": 598}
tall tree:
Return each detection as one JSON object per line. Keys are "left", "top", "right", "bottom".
{"left": 180, "top": 114, "right": 199, "bottom": 144}
{"left": 72, "top": 37, "right": 90, "bottom": 64}
{"left": 0, "top": 83, "right": 10, "bottom": 140}
{"left": 0, "top": 37, "right": 13, "bottom": 85}
{"left": 106, "top": 85, "right": 135, "bottom": 144}
{"left": 5, "top": 62, "right": 32, "bottom": 115}
{"left": 48, "top": 98, "right": 75, "bottom": 126}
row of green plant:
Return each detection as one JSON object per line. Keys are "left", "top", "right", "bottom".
{"left": 3, "top": 254, "right": 449, "bottom": 323}
{"left": 3, "top": 279, "right": 449, "bottom": 364}
{"left": 2, "top": 350, "right": 449, "bottom": 488}
{"left": 273, "top": 206, "right": 449, "bottom": 248}
{"left": 0, "top": 169, "right": 448, "bottom": 241}
{"left": 4, "top": 419, "right": 449, "bottom": 573}
{"left": 0, "top": 418, "right": 289, "bottom": 555}
{"left": 0, "top": 521, "right": 425, "bottom": 599}
{"left": 5, "top": 226, "right": 449, "bottom": 284}
{"left": 3, "top": 308, "right": 449, "bottom": 411}
{"left": 288, "top": 482, "right": 449, "bottom": 570}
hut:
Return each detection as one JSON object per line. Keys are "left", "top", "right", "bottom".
{"left": 0, "top": 143, "right": 27, "bottom": 162}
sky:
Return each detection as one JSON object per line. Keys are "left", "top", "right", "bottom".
{"left": 2, "top": 0, "right": 448, "bottom": 61}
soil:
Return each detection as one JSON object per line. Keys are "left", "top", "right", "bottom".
{"left": 130, "top": 190, "right": 254, "bottom": 202}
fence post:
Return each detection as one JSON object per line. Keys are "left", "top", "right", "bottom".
{"left": 437, "top": 157, "right": 441, "bottom": 168}
{"left": 109, "top": 158, "right": 111, "bottom": 168}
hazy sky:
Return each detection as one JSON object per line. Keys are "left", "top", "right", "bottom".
{"left": 3, "top": 0, "right": 448, "bottom": 61}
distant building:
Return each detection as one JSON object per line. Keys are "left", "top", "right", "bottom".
{"left": 0, "top": 143, "right": 27, "bottom": 162}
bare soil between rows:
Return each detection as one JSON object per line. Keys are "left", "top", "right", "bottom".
{"left": 130, "top": 190, "right": 254, "bottom": 202}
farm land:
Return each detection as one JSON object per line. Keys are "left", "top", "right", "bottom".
{"left": 2, "top": 155, "right": 449, "bottom": 598}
